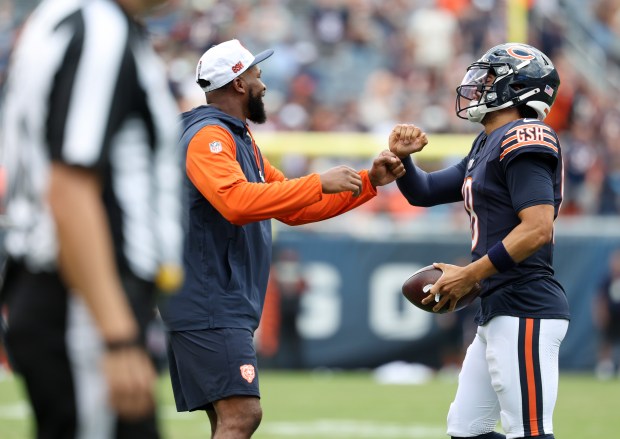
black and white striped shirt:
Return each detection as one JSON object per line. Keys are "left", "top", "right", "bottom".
{"left": 0, "top": 0, "right": 182, "bottom": 279}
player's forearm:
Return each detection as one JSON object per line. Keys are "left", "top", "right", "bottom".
{"left": 465, "top": 229, "right": 543, "bottom": 283}
{"left": 49, "top": 164, "right": 138, "bottom": 343}
{"left": 278, "top": 171, "right": 376, "bottom": 225}
{"left": 466, "top": 205, "right": 554, "bottom": 282}
{"left": 466, "top": 232, "right": 547, "bottom": 284}
{"left": 502, "top": 205, "right": 554, "bottom": 262}
{"left": 396, "top": 156, "right": 464, "bottom": 207}
{"left": 396, "top": 156, "right": 434, "bottom": 205}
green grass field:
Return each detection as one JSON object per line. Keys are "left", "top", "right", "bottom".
{"left": 0, "top": 370, "right": 618, "bottom": 438}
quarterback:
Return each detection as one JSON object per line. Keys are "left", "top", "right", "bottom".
{"left": 390, "top": 43, "right": 570, "bottom": 439}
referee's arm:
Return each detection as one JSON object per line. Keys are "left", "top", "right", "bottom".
{"left": 48, "top": 164, "right": 138, "bottom": 343}
{"left": 48, "top": 162, "right": 156, "bottom": 420}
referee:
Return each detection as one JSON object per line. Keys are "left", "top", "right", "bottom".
{"left": 0, "top": 1, "right": 182, "bottom": 438}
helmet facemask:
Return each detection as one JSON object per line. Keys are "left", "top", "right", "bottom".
{"left": 456, "top": 61, "right": 529, "bottom": 123}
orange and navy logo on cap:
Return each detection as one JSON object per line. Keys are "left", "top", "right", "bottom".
{"left": 232, "top": 61, "right": 244, "bottom": 73}
{"left": 240, "top": 364, "right": 255, "bottom": 383}
{"left": 506, "top": 45, "right": 535, "bottom": 60}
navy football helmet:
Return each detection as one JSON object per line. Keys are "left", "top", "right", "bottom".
{"left": 456, "top": 43, "right": 560, "bottom": 123}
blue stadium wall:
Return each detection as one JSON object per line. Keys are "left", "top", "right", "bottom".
{"left": 268, "top": 230, "right": 620, "bottom": 371}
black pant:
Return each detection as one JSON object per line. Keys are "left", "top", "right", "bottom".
{"left": 3, "top": 261, "right": 160, "bottom": 439}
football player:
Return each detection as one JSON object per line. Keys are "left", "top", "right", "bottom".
{"left": 389, "top": 43, "right": 570, "bottom": 439}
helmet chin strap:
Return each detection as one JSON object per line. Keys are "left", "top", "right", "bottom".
{"left": 466, "top": 101, "right": 487, "bottom": 123}
{"left": 466, "top": 88, "right": 540, "bottom": 123}
{"left": 466, "top": 100, "right": 511, "bottom": 123}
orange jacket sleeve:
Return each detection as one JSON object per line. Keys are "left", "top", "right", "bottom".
{"left": 186, "top": 125, "right": 377, "bottom": 226}
{"left": 275, "top": 170, "right": 377, "bottom": 225}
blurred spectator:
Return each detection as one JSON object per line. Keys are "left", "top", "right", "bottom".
{"left": 591, "top": 0, "right": 620, "bottom": 65}
{"left": 561, "top": 119, "right": 602, "bottom": 215}
{"left": 407, "top": 6, "right": 457, "bottom": 72}
{"left": 258, "top": 247, "right": 307, "bottom": 369}
{"left": 4, "top": 0, "right": 620, "bottom": 223}
{"left": 598, "top": 106, "right": 620, "bottom": 214}
{"left": 358, "top": 69, "right": 403, "bottom": 133}
{"left": 592, "top": 249, "right": 620, "bottom": 380}
{"left": 256, "top": 274, "right": 280, "bottom": 365}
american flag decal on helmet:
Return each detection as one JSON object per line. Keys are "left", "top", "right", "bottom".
{"left": 544, "top": 85, "right": 554, "bottom": 96}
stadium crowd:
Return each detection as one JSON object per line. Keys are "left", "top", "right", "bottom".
{"left": 2, "top": 0, "right": 620, "bottom": 217}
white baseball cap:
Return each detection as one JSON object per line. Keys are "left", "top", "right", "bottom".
{"left": 195, "top": 39, "right": 274, "bottom": 92}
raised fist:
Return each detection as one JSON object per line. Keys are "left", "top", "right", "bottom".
{"left": 389, "top": 124, "right": 428, "bottom": 158}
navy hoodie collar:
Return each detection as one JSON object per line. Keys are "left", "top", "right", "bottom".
{"left": 181, "top": 105, "right": 247, "bottom": 137}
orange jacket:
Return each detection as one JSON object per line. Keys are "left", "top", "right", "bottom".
{"left": 162, "top": 105, "right": 378, "bottom": 332}
{"left": 186, "top": 124, "right": 377, "bottom": 225}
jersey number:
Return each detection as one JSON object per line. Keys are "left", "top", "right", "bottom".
{"left": 462, "top": 177, "right": 479, "bottom": 250}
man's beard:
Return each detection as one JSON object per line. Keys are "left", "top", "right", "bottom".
{"left": 248, "top": 90, "right": 267, "bottom": 124}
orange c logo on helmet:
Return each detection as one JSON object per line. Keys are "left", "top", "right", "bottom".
{"left": 506, "top": 46, "right": 535, "bottom": 60}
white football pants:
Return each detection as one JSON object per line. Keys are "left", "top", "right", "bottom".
{"left": 447, "top": 316, "right": 568, "bottom": 438}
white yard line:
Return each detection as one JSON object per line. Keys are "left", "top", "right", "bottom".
{"left": 160, "top": 407, "right": 446, "bottom": 438}
{"left": 259, "top": 420, "right": 445, "bottom": 438}
{"left": 0, "top": 402, "right": 30, "bottom": 420}
{"left": 1, "top": 403, "right": 446, "bottom": 438}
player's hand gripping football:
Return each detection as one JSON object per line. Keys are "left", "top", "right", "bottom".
{"left": 389, "top": 124, "right": 428, "bottom": 159}
{"left": 369, "top": 150, "right": 406, "bottom": 187}
{"left": 422, "top": 262, "right": 480, "bottom": 313}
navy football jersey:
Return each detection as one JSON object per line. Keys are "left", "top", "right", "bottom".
{"left": 463, "top": 118, "right": 570, "bottom": 324}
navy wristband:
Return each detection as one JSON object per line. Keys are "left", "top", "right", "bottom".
{"left": 487, "top": 241, "right": 516, "bottom": 272}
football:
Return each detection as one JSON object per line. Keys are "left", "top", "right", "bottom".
{"left": 402, "top": 265, "right": 481, "bottom": 314}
